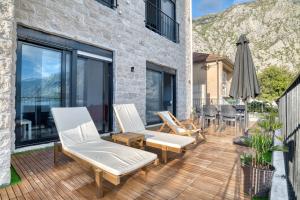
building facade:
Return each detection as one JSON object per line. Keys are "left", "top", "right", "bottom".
{"left": 193, "top": 52, "right": 233, "bottom": 107}
{"left": 0, "top": 0, "right": 192, "bottom": 185}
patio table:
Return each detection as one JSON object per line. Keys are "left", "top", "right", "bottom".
{"left": 112, "top": 133, "right": 145, "bottom": 149}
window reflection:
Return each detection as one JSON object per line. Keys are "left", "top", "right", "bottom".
{"left": 16, "top": 44, "right": 63, "bottom": 145}
{"left": 146, "top": 67, "right": 175, "bottom": 124}
{"left": 76, "top": 57, "right": 110, "bottom": 132}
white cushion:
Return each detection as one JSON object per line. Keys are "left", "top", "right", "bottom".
{"left": 65, "top": 141, "right": 157, "bottom": 176}
{"left": 140, "top": 130, "right": 195, "bottom": 148}
{"left": 51, "top": 107, "right": 102, "bottom": 147}
{"left": 158, "top": 111, "right": 187, "bottom": 134}
{"left": 113, "top": 104, "right": 195, "bottom": 148}
{"left": 113, "top": 104, "right": 145, "bottom": 132}
{"left": 51, "top": 107, "right": 157, "bottom": 176}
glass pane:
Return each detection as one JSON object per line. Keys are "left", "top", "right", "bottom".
{"left": 163, "top": 73, "right": 174, "bottom": 113}
{"left": 161, "top": 0, "right": 175, "bottom": 41}
{"left": 146, "top": 70, "right": 162, "bottom": 124}
{"left": 161, "top": 0, "right": 175, "bottom": 19}
{"left": 76, "top": 57, "right": 110, "bottom": 132}
{"left": 16, "top": 44, "right": 62, "bottom": 144}
{"left": 65, "top": 52, "right": 71, "bottom": 106}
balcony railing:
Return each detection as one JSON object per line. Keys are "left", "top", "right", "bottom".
{"left": 96, "top": 0, "right": 118, "bottom": 9}
{"left": 278, "top": 73, "right": 300, "bottom": 199}
{"left": 145, "top": 0, "right": 179, "bottom": 43}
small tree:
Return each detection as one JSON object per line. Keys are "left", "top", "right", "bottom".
{"left": 258, "top": 66, "right": 295, "bottom": 101}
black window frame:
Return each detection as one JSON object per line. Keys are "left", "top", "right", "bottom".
{"left": 96, "top": 0, "right": 118, "bottom": 9}
{"left": 145, "top": 0, "right": 179, "bottom": 43}
{"left": 146, "top": 61, "right": 176, "bottom": 125}
{"left": 15, "top": 26, "right": 114, "bottom": 148}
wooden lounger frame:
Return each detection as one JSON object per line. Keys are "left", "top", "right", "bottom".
{"left": 118, "top": 129, "right": 188, "bottom": 163}
{"left": 157, "top": 111, "right": 206, "bottom": 142}
{"left": 145, "top": 141, "right": 185, "bottom": 163}
{"left": 54, "top": 142, "right": 158, "bottom": 198}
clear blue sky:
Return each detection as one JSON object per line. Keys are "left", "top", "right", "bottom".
{"left": 192, "top": 0, "right": 254, "bottom": 18}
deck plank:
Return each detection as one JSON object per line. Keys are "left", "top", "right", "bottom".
{"left": 3, "top": 127, "right": 250, "bottom": 200}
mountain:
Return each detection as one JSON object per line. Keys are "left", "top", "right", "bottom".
{"left": 193, "top": 0, "right": 300, "bottom": 72}
{"left": 21, "top": 73, "right": 61, "bottom": 99}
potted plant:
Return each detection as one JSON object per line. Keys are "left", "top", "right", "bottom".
{"left": 240, "top": 112, "right": 287, "bottom": 197}
{"left": 240, "top": 153, "right": 253, "bottom": 194}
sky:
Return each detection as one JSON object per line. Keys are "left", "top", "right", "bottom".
{"left": 192, "top": 0, "right": 254, "bottom": 18}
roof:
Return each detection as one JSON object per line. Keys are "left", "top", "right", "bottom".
{"left": 193, "top": 52, "right": 234, "bottom": 67}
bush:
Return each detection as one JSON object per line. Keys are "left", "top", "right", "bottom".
{"left": 258, "top": 66, "right": 296, "bottom": 101}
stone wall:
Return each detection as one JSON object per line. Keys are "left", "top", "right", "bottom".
{"left": 0, "top": 0, "right": 16, "bottom": 186}
{"left": 14, "top": 0, "right": 192, "bottom": 126}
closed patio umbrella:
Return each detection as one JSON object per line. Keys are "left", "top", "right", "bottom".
{"left": 229, "top": 34, "right": 260, "bottom": 129}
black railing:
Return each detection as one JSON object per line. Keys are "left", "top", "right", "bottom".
{"left": 278, "top": 73, "right": 300, "bottom": 199}
{"left": 96, "top": 0, "right": 118, "bottom": 9}
{"left": 145, "top": 0, "right": 179, "bottom": 43}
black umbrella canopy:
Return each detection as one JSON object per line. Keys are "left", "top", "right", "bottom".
{"left": 229, "top": 35, "right": 260, "bottom": 101}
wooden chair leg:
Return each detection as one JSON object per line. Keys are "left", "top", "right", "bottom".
{"left": 154, "top": 158, "right": 160, "bottom": 166}
{"left": 140, "top": 166, "right": 149, "bottom": 175}
{"left": 94, "top": 169, "right": 104, "bottom": 198}
{"left": 194, "top": 133, "right": 199, "bottom": 144}
{"left": 161, "top": 146, "right": 168, "bottom": 163}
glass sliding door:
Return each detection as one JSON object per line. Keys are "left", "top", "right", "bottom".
{"left": 16, "top": 27, "right": 114, "bottom": 147}
{"left": 146, "top": 63, "right": 176, "bottom": 124}
{"left": 163, "top": 73, "right": 174, "bottom": 113}
{"left": 146, "top": 70, "right": 163, "bottom": 124}
{"left": 16, "top": 43, "right": 68, "bottom": 146}
{"left": 76, "top": 55, "right": 111, "bottom": 132}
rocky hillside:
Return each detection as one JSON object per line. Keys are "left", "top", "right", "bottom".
{"left": 193, "top": 0, "right": 300, "bottom": 72}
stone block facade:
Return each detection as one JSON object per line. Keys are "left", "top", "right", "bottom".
{"left": 0, "top": 0, "right": 192, "bottom": 185}
{"left": 0, "top": 0, "right": 16, "bottom": 186}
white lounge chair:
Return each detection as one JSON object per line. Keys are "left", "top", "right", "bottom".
{"left": 51, "top": 107, "right": 157, "bottom": 198}
{"left": 113, "top": 104, "right": 195, "bottom": 163}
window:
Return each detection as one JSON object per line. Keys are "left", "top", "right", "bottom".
{"left": 145, "top": 0, "right": 179, "bottom": 43}
{"left": 146, "top": 62, "right": 176, "bottom": 124}
{"left": 15, "top": 26, "right": 113, "bottom": 147}
{"left": 96, "top": 0, "right": 118, "bottom": 9}
{"left": 222, "top": 71, "right": 228, "bottom": 96}
{"left": 76, "top": 55, "right": 111, "bottom": 131}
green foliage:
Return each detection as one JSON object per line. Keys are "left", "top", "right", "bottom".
{"left": 252, "top": 196, "right": 268, "bottom": 200}
{"left": 244, "top": 111, "right": 287, "bottom": 168}
{"left": 247, "top": 101, "right": 278, "bottom": 113}
{"left": 1, "top": 166, "right": 21, "bottom": 188}
{"left": 258, "top": 66, "right": 295, "bottom": 101}
{"left": 251, "top": 131, "right": 273, "bottom": 167}
{"left": 240, "top": 153, "right": 252, "bottom": 166}
{"left": 11, "top": 166, "right": 21, "bottom": 185}
{"left": 257, "top": 111, "right": 282, "bottom": 133}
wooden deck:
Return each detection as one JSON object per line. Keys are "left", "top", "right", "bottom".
{"left": 0, "top": 127, "right": 250, "bottom": 200}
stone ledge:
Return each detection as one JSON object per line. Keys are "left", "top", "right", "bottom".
{"left": 270, "top": 130, "right": 289, "bottom": 200}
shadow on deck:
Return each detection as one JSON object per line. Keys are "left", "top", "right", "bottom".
{"left": 0, "top": 127, "right": 250, "bottom": 200}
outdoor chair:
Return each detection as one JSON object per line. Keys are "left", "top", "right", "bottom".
{"left": 203, "top": 105, "right": 218, "bottom": 129}
{"left": 156, "top": 111, "right": 206, "bottom": 143}
{"left": 113, "top": 104, "right": 195, "bottom": 163}
{"left": 220, "top": 105, "right": 238, "bottom": 133}
{"left": 51, "top": 107, "right": 158, "bottom": 198}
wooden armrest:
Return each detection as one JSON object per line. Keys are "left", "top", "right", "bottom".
{"left": 181, "top": 120, "right": 197, "bottom": 129}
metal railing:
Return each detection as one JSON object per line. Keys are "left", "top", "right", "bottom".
{"left": 193, "top": 98, "right": 277, "bottom": 114}
{"left": 278, "top": 73, "right": 300, "bottom": 199}
{"left": 145, "top": 0, "right": 179, "bottom": 43}
{"left": 96, "top": 0, "right": 118, "bottom": 9}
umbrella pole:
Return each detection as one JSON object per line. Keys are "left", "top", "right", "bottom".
{"left": 244, "top": 99, "right": 248, "bottom": 134}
